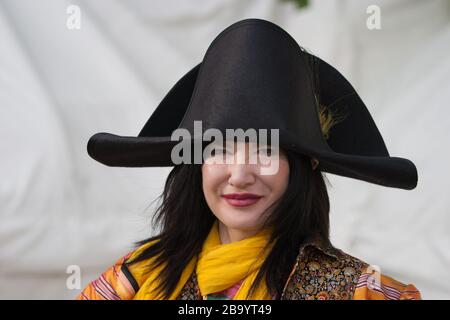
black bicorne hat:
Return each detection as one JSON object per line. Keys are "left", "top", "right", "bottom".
{"left": 87, "top": 18, "right": 418, "bottom": 190}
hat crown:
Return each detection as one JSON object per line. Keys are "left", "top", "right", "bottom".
{"left": 178, "top": 19, "right": 329, "bottom": 150}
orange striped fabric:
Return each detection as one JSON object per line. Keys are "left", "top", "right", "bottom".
{"left": 353, "top": 266, "right": 422, "bottom": 300}
{"left": 77, "top": 252, "right": 137, "bottom": 300}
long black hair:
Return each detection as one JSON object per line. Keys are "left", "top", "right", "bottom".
{"left": 125, "top": 148, "right": 333, "bottom": 300}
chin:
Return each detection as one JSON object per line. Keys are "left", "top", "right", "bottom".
{"left": 220, "top": 214, "right": 263, "bottom": 231}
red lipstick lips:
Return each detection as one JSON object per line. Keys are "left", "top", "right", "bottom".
{"left": 222, "top": 193, "right": 262, "bottom": 207}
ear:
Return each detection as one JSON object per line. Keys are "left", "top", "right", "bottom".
{"left": 311, "top": 158, "right": 319, "bottom": 170}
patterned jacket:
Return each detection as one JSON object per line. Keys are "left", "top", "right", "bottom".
{"left": 77, "top": 238, "right": 422, "bottom": 300}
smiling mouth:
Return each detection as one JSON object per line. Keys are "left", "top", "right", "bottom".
{"left": 221, "top": 193, "right": 263, "bottom": 207}
{"left": 223, "top": 197, "right": 262, "bottom": 207}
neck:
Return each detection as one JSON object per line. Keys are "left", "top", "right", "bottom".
{"left": 218, "top": 220, "right": 259, "bottom": 244}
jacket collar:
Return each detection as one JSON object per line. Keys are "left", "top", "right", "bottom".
{"left": 277, "top": 235, "right": 344, "bottom": 299}
{"left": 296, "top": 234, "right": 344, "bottom": 260}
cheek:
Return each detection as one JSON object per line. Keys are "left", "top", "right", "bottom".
{"left": 263, "top": 159, "right": 290, "bottom": 195}
{"left": 201, "top": 164, "right": 227, "bottom": 197}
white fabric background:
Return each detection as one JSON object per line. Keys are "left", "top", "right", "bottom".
{"left": 0, "top": 0, "right": 449, "bottom": 299}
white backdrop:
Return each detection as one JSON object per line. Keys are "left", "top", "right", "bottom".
{"left": 0, "top": 0, "right": 449, "bottom": 299}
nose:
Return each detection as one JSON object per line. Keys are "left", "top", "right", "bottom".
{"left": 228, "top": 163, "right": 256, "bottom": 188}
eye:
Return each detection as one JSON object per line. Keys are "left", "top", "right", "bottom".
{"left": 211, "top": 147, "right": 228, "bottom": 157}
{"left": 258, "top": 147, "right": 273, "bottom": 156}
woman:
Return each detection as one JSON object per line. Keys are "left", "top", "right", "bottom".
{"left": 77, "top": 18, "right": 421, "bottom": 300}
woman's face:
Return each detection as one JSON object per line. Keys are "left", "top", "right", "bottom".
{"left": 201, "top": 141, "right": 290, "bottom": 235}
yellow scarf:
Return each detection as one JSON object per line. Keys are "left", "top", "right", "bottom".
{"left": 131, "top": 219, "right": 273, "bottom": 300}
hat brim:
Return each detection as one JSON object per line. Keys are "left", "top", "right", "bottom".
{"left": 87, "top": 132, "right": 417, "bottom": 190}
